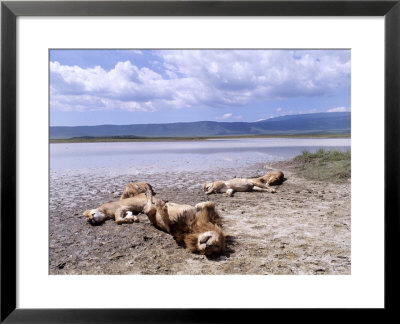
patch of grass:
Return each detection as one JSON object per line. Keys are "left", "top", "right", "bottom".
{"left": 292, "top": 149, "right": 351, "bottom": 182}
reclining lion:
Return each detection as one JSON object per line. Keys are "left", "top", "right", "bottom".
{"left": 143, "top": 191, "right": 225, "bottom": 256}
{"left": 203, "top": 170, "right": 284, "bottom": 197}
{"left": 83, "top": 193, "right": 152, "bottom": 225}
{"left": 257, "top": 170, "right": 284, "bottom": 186}
{"left": 203, "top": 178, "right": 276, "bottom": 197}
{"left": 120, "top": 182, "right": 154, "bottom": 199}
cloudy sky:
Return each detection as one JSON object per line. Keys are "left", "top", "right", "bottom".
{"left": 50, "top": 49, "right": 350, "bottom": 126}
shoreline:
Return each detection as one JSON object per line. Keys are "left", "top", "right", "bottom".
{"left": 49, "top": 159, "right": 351, "bottom": 275}
{"left": 49, "top": 133, "right": 351, "bottom": 144}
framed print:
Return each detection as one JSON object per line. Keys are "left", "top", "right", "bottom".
{"left": 1, "top": 0, "right": 399, "bottom": 322}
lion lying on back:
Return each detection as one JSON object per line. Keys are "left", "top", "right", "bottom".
{"left": 83, "top": 182, "right": 154, "bottom": 225}
{"left": 83, "top": 193, "right": 150, "bottom": 225}
{"left": 84, "top": 182, "right": 155, "bottom": 225}
{"left": 143, "top": 191, "right": 225, "bottom": 256}
{"left": 203, "top": 170, "right": 284, "bottom": 196}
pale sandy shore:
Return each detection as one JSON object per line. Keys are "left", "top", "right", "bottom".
{"left": 49, "top": 162, "right": 351, "bottom": 275}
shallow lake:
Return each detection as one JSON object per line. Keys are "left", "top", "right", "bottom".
{"left": 50, "top": 138, "right": 351, "bottom": 175}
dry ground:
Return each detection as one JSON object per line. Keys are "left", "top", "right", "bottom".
{"left": 49, "top": 162, "right": 350, "bottom": 275}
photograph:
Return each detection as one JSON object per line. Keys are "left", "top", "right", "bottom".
{"left": 49, "top": 49, "right": 351, "bottom": 275}
{"left": 2, "top": 0, "right": 397, "bottom": 320}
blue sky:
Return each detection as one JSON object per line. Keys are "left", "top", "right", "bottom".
{"left": 50, "top": 49, "right": 350, "bottom": 126}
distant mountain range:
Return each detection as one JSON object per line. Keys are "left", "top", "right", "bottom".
{"left": 50, "top": 112, "right": 351, "bottom": 139}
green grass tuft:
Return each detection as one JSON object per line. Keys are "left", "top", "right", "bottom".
{"left": 292, "top": 149, "right": 351, "bottom": 182}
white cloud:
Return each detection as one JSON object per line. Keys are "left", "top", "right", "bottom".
{"left": 215, "top": 113, "right": 243, "bottom": 120}
{"left": 255, "top": 118, "right": 266, "bottom": 122}
{"left": 50, "top": 50, "right": 350, "bottom": 112}
{"left": 276, "top": 107, "right": 283, "bottom": 112}
{"left": 159, "top": 49, "right": 350, "bottom": 102}
{"left": 50, "top": 60, "right": 187, "bottom": 111}
{"left": 216, "top": 113, "right": 233, "bottom": 120}
{"left": 327, "top": 106, "right": 350, "bottom": 112}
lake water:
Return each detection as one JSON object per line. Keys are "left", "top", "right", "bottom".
{"left": 50, "top": 138, "right": 351, "bottom": 175}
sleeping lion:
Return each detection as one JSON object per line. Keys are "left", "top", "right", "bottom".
{"left": 120, "top": 182, "right": 154, "bottom": 199}
{"left": 203, "top": 178, "right": 276, "bottom": 197}
{"left": 203, "top": 170, "right": 284, "bottom": 197}
{"left": 83, "top": 193, "right": 153, "bottom": 225}
{"left": 143, "top": 191, "right": 225, "bottom": 256}
{"left": 257, "top": 170, "right": 284, "bottom": 186}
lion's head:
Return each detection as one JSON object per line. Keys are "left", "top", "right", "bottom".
{"left": 262, "top": 171, "right": 284, "bottom": 185}
{"left": 203, "top": 182, "right": 212, "bottom": 193}
{"left": 268, "top": 176, "right": 281, "bottom": 185}
{"left": 197, "top": 229, "right": 225, "bottom": 255}
{"left": 184, "top": 226, "right": 225, "bottom": 256}
{"left": 83, "top": 208, "right": 106, "bottom": 225}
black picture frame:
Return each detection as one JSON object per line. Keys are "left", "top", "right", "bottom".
{"left": 1, "top": 0, "right": 399, "bottom": 322}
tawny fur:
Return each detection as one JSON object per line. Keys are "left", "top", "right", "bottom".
{"left": 143, "top": 191, "right": 225, "bottom": 256}
{"left": 120, "top": 182, "right": 154, "bottom": 200}
{"left": 256, "top": 170, "right": 284, "bottom": 186}
{"left": 203, "top": 177, "right": 276, "bottom": 197}
{"left": 83, "top": 193, "right": 153, "bottom": 225}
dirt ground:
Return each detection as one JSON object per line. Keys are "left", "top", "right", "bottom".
{"left": 49, "top": 161, "right": 351, "bottom": 275}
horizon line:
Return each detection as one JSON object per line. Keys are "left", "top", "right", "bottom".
{"left": 50, "top": 111, "right": 350, "bottom": 128}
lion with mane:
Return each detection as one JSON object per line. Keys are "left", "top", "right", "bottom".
{"left": 143, "top": 191, "right": 225, "bottom": 256}
{"left": 257, "top": 170, "right": 284, "bottom": 186}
